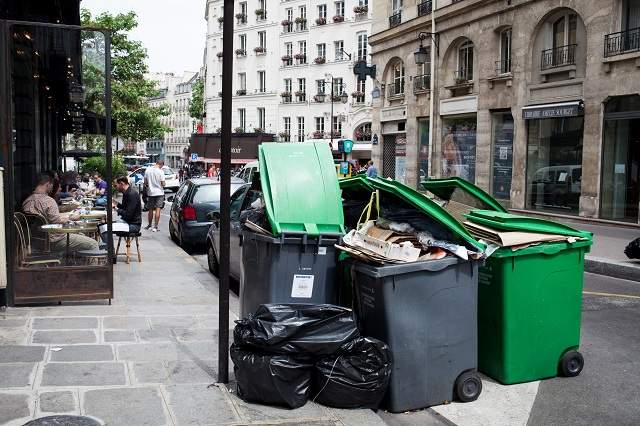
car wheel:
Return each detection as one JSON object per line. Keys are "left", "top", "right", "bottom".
{"left": 207, "top": 242, "right": 219, "bottom": 277}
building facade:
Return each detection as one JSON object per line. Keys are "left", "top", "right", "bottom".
{"left": 368, "top": 0, "right": 640, "bottom": 223}
{"left": 204, "top": 0, "right": 374, "bottom": 160}
{"left": 147, "top": 72, "right": 199, "bottom": 168}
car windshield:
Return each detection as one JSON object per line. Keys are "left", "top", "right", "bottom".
{"left": 163, "top": 167, "right": 174, "bottom": 176}
{"left": 192, "top": 184, "right": 221, "bottom": 204}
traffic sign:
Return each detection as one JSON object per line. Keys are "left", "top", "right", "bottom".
{"left": 190, "top": 153, "right": 199, "bottom": 162}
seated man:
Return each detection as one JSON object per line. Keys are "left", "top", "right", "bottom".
{"left": 22, "top": 174, "right": 99, "bottom": 253}
{"left": 99, "top": 176, "right": 142, "bottom": 241}
{"left": 92, "top": 173, "right": 108, "bottom": 206}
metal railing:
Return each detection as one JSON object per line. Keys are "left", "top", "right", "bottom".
{"left": 413, "top": 74, "right": 431, "bottom": 92}
{"left": 387, "top": 81, "right": 404, "bottom": 97}
{"left": 454, "top": 69, "right": 472, "bottom": 83}
{"left": 605, "top": 27, "right": 640, "bottom": 57}
{"left": 541, "top": 44, "right": 577, "bottom": 70}
{"left": 389, "top": 12, "right": 401, "bottom": 28}
{"left": 495, "top": 58, "right": 512, "bottom": 75}
{"left": 417, "top": 1, "right": 432, "bottom": 17}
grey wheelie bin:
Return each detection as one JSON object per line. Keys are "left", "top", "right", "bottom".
{"left": 340, "top": 176, "right": 486, "bottom": 412}
{"left": 239, "top": 141, "right": 345, "bottom": 317}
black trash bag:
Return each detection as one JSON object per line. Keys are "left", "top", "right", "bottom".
{"left": 312, "top": 337, "right": 392, "bottom": 409}
{"left": 624, "top": 237, "right": 640, "bottom": 259}
{"left": 239, "top": 207, "right": 271, "bottom": 232}
{"left": 234, "top": 304, "right": 360, "bottom": 356}
{"left": 231, "top": 344, "right": 313, "bottom": 409}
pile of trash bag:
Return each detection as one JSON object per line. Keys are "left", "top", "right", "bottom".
{"left": 625, "top": 237, "right": 640, "bottom": 259}
{"left": 231, "top": 304, "right": 392, "bottom": 409}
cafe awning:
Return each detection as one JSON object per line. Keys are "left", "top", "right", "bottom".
{"left": 522, "top": 101, "right": 584, "bottom": 120}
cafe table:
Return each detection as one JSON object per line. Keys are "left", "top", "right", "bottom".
{"left": 41, "top": 223, "right": 100, "bottom": 260}
{"left": 78, "top": 210, "right": 108, "bottom": 220}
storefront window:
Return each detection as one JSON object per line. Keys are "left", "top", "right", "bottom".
{"left": 526, "top": 117, "right": 584, "bottom": 214}
{"left": 395, "top": 135, "right": 407, "bottom": 184}
{"left": 417, "top": 119, "right": 429, "bottom": 185}
{"left": 600, "top": 95, "right": 640, "bottom": 222}
{"left": 491, "top": 112, "right": 514, "bottom": 200}
{"left": 441, "top": 115, "right": 477, "bottom": 183}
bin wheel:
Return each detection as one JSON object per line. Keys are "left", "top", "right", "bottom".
{"left": 207, "top": 243, "right": 219, "bottom": 277}
{"left": 560, "top": 350, "right": 584, "bottom": 377}
{"left": 455, "top": 371, "right": 482, "bottom": 403}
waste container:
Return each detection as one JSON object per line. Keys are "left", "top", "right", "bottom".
{"left": 240, "top": 142, "right": 345, "bottom": 316}
{"left": 340, "top": 176, "right": 486, "bottom": 412}
{"left": 422, "top": 179, "right": 594, "bottom": 384}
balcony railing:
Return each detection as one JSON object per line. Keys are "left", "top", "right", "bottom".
{"left": 541, "top": 44, "right": 577, "bottom": 70}
{"left": 387, "top": 82, "right": 404, "bottom": 98}
{"left": 495, "top": 58, "right": 512, "bottom": 75}
{"left": 454, "top": 69, "right": 472, "bottom": 84}
{"left": 413, "top": 74, "right": 431, "bottom": 92}
{"left": 417, "top": 0, "right": 432, "bottom": 17}
{"left": 604, "top": 27, "right": 640, "bottom": 57}
{"left": 389, "top": 12, "right": 401, "bottom": 29}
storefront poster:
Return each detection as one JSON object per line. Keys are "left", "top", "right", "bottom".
{"left": 442, "top": 118, "right": 477, "bottom": 183}
{"left": 395, "top": 136, "right": 407, "bottom": 183}
{"left": 492, "top": 114, "right": 514, "bottom": 199}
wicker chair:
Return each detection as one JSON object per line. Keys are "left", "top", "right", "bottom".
{"left": 13, "top": 218, "right": 60, "bottom": 268}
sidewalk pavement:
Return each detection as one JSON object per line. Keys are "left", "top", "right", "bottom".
{"left": 0, "top": 230, "right": 439, "bottom": 426}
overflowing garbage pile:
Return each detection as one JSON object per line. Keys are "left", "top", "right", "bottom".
{"left": 231, "top": 304, "right": 392, "bottom": 409}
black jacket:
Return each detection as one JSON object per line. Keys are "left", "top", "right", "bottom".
{"left": 117, "top": 186, "right": 142, "bottom": 225}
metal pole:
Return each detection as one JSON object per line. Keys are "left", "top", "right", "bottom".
{"left": 428, "top": 11, "right": 436, "bottom": 179}
{"left": 218, "top": 0, "right": 235, "bottom": 384}
{"left": 104, "top": 30, "right": 114, "bottom": 262}
{"left": 330, "top": 76, "right": 334, "bottom": 148}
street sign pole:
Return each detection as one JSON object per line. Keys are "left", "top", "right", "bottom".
{"left": 218, "top": 0, "right": 235, "bottom": 384}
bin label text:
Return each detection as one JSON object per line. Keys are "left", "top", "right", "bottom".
{"left": 291, "top": 275, "right": 314, "bottom": 298}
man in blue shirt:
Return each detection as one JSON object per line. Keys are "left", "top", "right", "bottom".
{"left": 366, "top": 160, "right": 378, "bottom": 178}
{"left": 93, "top": 173, "right": 109, "bottom": 206}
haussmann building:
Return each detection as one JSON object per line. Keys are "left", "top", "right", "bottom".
{"left": 368, "top": 0, "right": 640, "bottom": 223}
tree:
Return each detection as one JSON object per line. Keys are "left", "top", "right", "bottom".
{"left": 80, "top": 10, "right": 170, "bottom": 151}
{"left": 189, "top": 78, "right": 205, "bottom": 123}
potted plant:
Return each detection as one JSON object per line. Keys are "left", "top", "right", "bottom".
{"left": 313, "top": 130, "right": 324, "bottom": 138}
{"left": 255, "top": 9, "right": 265, "bottom": 17}
{"left": 294, "top": 53, "right": 306, "bottom": 60}
{"left": 254, "top": 46, "right": 266, "bottom": 54}
{"left": 216, "top": 51, "right": 224, "bottom": 58}
{"left": 315, "top": 17, "right": 326, "bottom": 25}
{"left": 253, "top": 127, "right": 263, "bottom": 133}
{"left": 217, "top": 91, "right": 223, "bottom": 97}
{"left": 235, "top": 48, "right": 246, "bottom": 56}
{"left": 236, "top": 89, "right": 246, "bottom": 96}
{"left": 314, "top": 57, "right": 326, "bottom": 64}
{"left": 333, "top": 15, "right": 344, "bottom": 23}
{"left": 331, "top": 130, "right": 341, "bottom": 138}
{"left": 294, "top": 90, "right": 305, "bottom": 97}
{"left": 281, "top": 19, "right": 291, "bottom": 26}
{"left": 234, "top": 127, "right": 244, "bottom": 133}
{"left": 355, "top": 129, "right": 364, "bottom": 140}
{"left": 353, "top": 5, "right": 368, "bottom": 14}
{"left": 313, "top": 94, "right": 325, "bottom": 102}
{"left": 217, "top": 16, "right": 224, "bottom": 23}
{"left": 281, "top": 55, "right": 292, "bottom": 62}
{"left": 351, "top": 90, "right": 364, "bottom": 98}
{"left": 279, "top": 131, "right": 290, "bottom": 139}
{"left": 331, "top": 94, "right": 342, "bottom": 102}
{"left": 294, "top": 17, "right": 307, "bottom": 24}
{"left": 280, "top": 91, "right": 292, "bottom": 98}
{"left": 235, "top": 12, "right": 246, "bottom": 22}
{"left": 215, "top": 127, "right": 222, "bottom": 133}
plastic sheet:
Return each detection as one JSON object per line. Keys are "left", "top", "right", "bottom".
{"left": 624, "top": 237, "right": 640, "bottom": 259}
{"left": 231, "top": 345, "right": 312, "bottom": 409}
{"left": 312, "top": 337, "right": 392, "bottom": 409}
{"left": 234, "top": 304, "right": 360, "bottom": 356}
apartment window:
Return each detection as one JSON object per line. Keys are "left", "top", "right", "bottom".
{"left": 332, "top": 116, "right": 342, "bottom": 135}
{"left": 499, "top": 28, "right": 512, "bottom": 74}
{"left": 315, "top": 117, "right": 325, "bottom": 132}
{"left": 286, "top": 7, "right": 294, "bottom": 32}
{"left": 298, "top": 41, "right": 307, "bottom": 63}
{"left": 285, "top": 42, "right": 293, "bottom": 65}
{"left": 355, "top": 79, "right": 366, "bottom": 103}
{"left": 318, "top": 4, "right": 327, "bottom": 19}
{"left": 316, "top": 79, "right": 326, "bottom": 94}
{"left": 317, "top": 43, "right": 326, "bottom": 58}
{"left": 238, "top": 108, "right": 246, "bottom": 130}
{"left": 283, "top": 117, "right": 291, "bottom": 141}
{"left": 257, "top": 107, "right": 265, "bottom": 130}
{"left": 359, "top": 0, "right": 368, "bottom": 5}
{"left": 357, "top": 32, "right": 368, "bottom": 60}
{"left": 298, "top": 6, "right": 307, "bottom": 30}
{"left": 284, "top": 78, "right": 292, "bottom": 93}
{"left": 458, "top": 40, "right": 474, "bottom": 81}
{"left": 258, "top": 71, "right": 266, "bottom": 92}
{"left": 334, "top": 40, "right": 344, "bottom": 60}
{"left": 239, "top": 2, "right": 247, "bottom": 22}
{"left": 333, "top": 77, "right": 344, "bottom": 95}
{"left": 258, "top": 0, "right": 267, "bottom": 19}
{"left": 258, "top": 31, "right": 266, "bottom": 49}
{"left": 238, "top": 73, "right": 246, "bottom": 90}
{"left": 392, "top": 0, "right": 402, "bottom": 13}
{"left": 239, "top": 34, "right": 247, "bottom": 52}
{"left": 297, "top": 78, "right": 306, "bottom": 101}
{"left": 335, "top": 1, "right": 345, "bottom": 17}
{"left": 392, "top": 62, "right": 404, "bottom": 95}
{"left": 297, "top": 117, "right": 305, "bottom": 142}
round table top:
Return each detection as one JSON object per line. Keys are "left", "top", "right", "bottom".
{"left": 78, "top": 211, "right": 107, "bottom": 219}
{"left": 41, "top": 223, "right": 98, "bottom": 234}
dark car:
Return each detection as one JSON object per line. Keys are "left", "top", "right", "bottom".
{"left": 205, "top": 183, "right": 260, "bottom": 279}
{"left": 168, "top": 178, "right": 244, "bottom": 252}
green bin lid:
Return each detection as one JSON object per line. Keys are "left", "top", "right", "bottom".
{"left": 421, "top": 177, "right": 508, "bottom": 213}
{"left": 340, "top": 175, "right": 485, "bottom": 252}
{"left": 466, "top": 210, "right": 593, "bottom": 240}
{"left": 259, "top": 141, "right": 345, "bottom": 236}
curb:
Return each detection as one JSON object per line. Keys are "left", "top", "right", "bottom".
{"left": 585, "top": 256, "right": 640, "bottom": 282}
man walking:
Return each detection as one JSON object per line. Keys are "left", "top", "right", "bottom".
{"left": 144, "top": 161, "right": 166, "bottom": 232}
{"left": 366, "top": 160, "right": 378, "bottom": 178}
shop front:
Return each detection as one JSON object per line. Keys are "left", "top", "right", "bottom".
{"left": 189, "top": 133, "right": 275, "bottom": 170}
{"left": 523, "top": 101, "right": 584, "bottom": 215}
{"left": 439, "top": 96, "right": 478, "bottom": 184}
{"left": 380, "top": 105, "right": 407, "bottom": 182}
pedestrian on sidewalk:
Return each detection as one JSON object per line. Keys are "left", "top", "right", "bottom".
{"left": 144, "top": 160, "right": 166, "bottom": 232}
{"left": 366, "top": 160, "right": 378, "bottom": 178}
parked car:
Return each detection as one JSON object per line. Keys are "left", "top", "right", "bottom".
{"left": 128, "top": 165, "right": 180, "bottom": 192}
{"left": 235, "top": 161, "right": 259, "bottom": 183}
{"left": 168, "top": 178, "right": 245, "bottom": 252}
{"left": 206, "top": 183, "right": 260, "bottom": 278}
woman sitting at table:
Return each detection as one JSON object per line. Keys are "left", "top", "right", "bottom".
{"left": 22, "top": 174, "right": 99, "bottom": 253}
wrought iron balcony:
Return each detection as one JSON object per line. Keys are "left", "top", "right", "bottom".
{"left": 495, "top": 58, "right": 512, "bottom": 75}
{"left": 413, "top": 74, "right": 431, "bottom": 92}
{"left": 417, "top": 1, "right": 432, "bottom": 17}
{"left": 541, "top": 44, "right": 577, "bottom": 70}
{"left": 454, "top": 69, "right": 473, "bottom": 84}
{"left": 604, "top": 27, "right": 640, "bottom": 57}
{"left": 389, "top": 12, "right": 401, "bottom": 29}
{"left": 387, "top": 82, "right": 404, "bottom": 98}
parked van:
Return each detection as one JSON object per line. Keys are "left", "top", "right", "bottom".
{"left": 235, "top": 161, "right": 259, "bottom": 183}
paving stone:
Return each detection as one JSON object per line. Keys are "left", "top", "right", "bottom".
{"left": 229, "top": 391, "right": 328, "bottom": 422}
{"left": 0, "top": 393, "right": 31, "bottom": 424}
{"left": 103, "top": 316, "right": 148, "bottom": 330}
{"left": 83, "top": 387, "right": 169, "bottom": 426}
{"left": 104, "top": 330, "right": 136, "bottom": 342}
{"left": 39, "top": 391, "right": 76, "bottom": 413}
{"left": 0, "top": 327, "right": 29, "bottom": 345}
{"left": 164, "top": 384, "right": 238, "bottom": 425}
{"left": 328, "top": 408, "right": 387, "bottom": 426}
{"left": 0, "top": 345, "right": 46, "bottom": 363}
{"left": 0, "top": 363, "right": 37, "bottom": 387}
{"left": 117, "top": 341, "right": 218, "bottom": 362}
{"left": 133, "top": 360, "right": 216, "bottom": 384}
{"left": 49, "top": 345, "right": 114, "bottom": 362}
{"left": 41, "top": 363, "right": 126, "bottom": 387}
{"left": 32, "top": 330, "right": 96, "bottom": 345}
{"left": 173, "top": 328, "right": 220, "bottom": 342}
{"left": 0, "top": 318, "right": 27, "bottom": 327}
{"left": 32, "top": 317, "right": 98, "bottom": 330}
{"left": 136, "top": 328, "right": 176, "bottom": 342}
{"left": 149, "top": 316, "right": 200, "bottom": 329}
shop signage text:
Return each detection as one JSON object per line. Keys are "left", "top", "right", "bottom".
{"left": 523, "top": 104, "right": 582, "bottom": 120}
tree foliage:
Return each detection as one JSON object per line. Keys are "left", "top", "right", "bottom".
{"left": 80, "top": 155, "right": 127, "bottom": 180}
{"left": 80, "top": 10, "right": 170, "bottom": 147}
{"left": 189, "top": 78, "right": 204, "bottom": 121}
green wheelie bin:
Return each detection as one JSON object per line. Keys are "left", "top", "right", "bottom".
{"left": 422, "top": 178, "right": 593, "bottom": 385}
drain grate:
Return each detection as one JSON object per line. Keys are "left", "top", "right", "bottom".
{"left": 23, "top": 415, "right": 101, "bottom": 426}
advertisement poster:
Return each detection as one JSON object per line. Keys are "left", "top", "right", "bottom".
{"left": 395, "top": 136, "right": 407, "bottom": 184}
{"left": 442, "top": 118, "right": 477, "bottom": 183}
{"left": 492, "top": 115, "right": 514, "bottom": 199}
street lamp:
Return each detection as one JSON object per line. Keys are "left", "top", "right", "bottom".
{"left": 325, "top": 73, "right": 349, "bottom": 150}
{"left": 414, "top": 31, "right": 439, "bottom": 65}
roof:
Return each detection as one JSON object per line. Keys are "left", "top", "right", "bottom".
{"left": 188, "top": 177, "right": 246, "bottom": 186}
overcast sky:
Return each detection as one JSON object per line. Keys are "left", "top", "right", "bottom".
{"left": 81, "top": 0, "right": 206, "bottom": 74}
